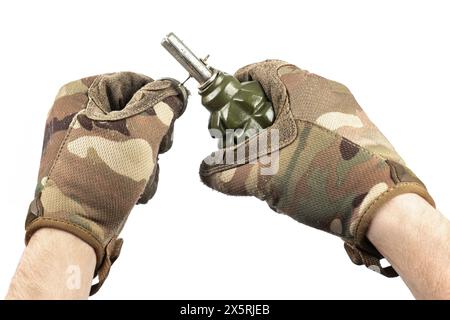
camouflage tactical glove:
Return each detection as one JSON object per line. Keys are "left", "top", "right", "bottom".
{"left": 25, "top": 72, "right": 187, "bottom": 294}
{"left": 200, "top": 60, "right": 434, "bottom": 276}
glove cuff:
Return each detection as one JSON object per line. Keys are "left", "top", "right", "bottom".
{"left": 346, "top": 181, "right": 435, "bottom": 277}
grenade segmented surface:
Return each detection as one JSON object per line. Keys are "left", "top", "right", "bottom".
{"left": 199, "top": 72, "right": 275, "bottom": 145}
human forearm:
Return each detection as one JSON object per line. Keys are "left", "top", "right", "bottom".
{"left": 6, "top": 228, "right": 96, "bottom": 300}
{"left": 368, "top": 193, "right": 450, "bottom": 299}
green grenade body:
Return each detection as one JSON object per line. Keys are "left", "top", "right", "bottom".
{"left": 199, "top": 71, "right": 275, "bottom": 146}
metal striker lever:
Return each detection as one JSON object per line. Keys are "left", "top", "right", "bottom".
{"left": 161, "top": 32, "right": 275, "bottom": 145}
{"left": 161, "top": 33, "right": 213, "bottom": 84}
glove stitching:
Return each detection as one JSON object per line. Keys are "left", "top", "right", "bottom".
{"left": 45, "top": 76, "right": 99, "bottom": 178}
{"left": 297, "top": 118, "right": 390, "bottom": 164}
{"left": 46, "top": 110, "right": 84, "bottom": 179}
{"left": 27, "top": 216, "right": 103, "bottom": 245}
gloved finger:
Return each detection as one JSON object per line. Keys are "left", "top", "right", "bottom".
{"left": 116, "top": 83, "right": 186, "bottom": 205}
{"left": 136, "top": 84, "right": 186, "bottom": 202}
{"left": 156, "top": 84, "right": 187, "bottom": 155}
{"left": 234, "top": 59, "right": 306, "bottom": 116}
{"left": 199, "top": 161, "right": 260, "bottom": 197}
{"left": 80, "top": 73, "right": 188, "bottom": 207}
{"left": 125, "top": 79, "right": 187, "bottom": 155}
{"left": 159, "top": 122, "right": 174, "bottom": 154}
{"left": 138, "top": 164, "right": 159, "bottom": 204}
{"left": 85, "top": 74, "right": 188, "bottom": 123}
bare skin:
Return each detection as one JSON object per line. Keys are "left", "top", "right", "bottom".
{"left": 6, "top": 228, "right": 95, "bottom": 300}
{"left": 368, "top": 193, "right": 450, "bottom": 299}
{"left": 5, "top": 193, "right": 450, "bottom": 299}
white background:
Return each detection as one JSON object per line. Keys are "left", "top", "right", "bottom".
{"left": 0, "top": 0, "right": 449, "bottom": 300}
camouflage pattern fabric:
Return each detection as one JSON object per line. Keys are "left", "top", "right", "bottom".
{"left": 200, "top": 60, "right": 435, "bottom": 276}
{"left": 25, "top": 72, "right": 187, "bottom": 294}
